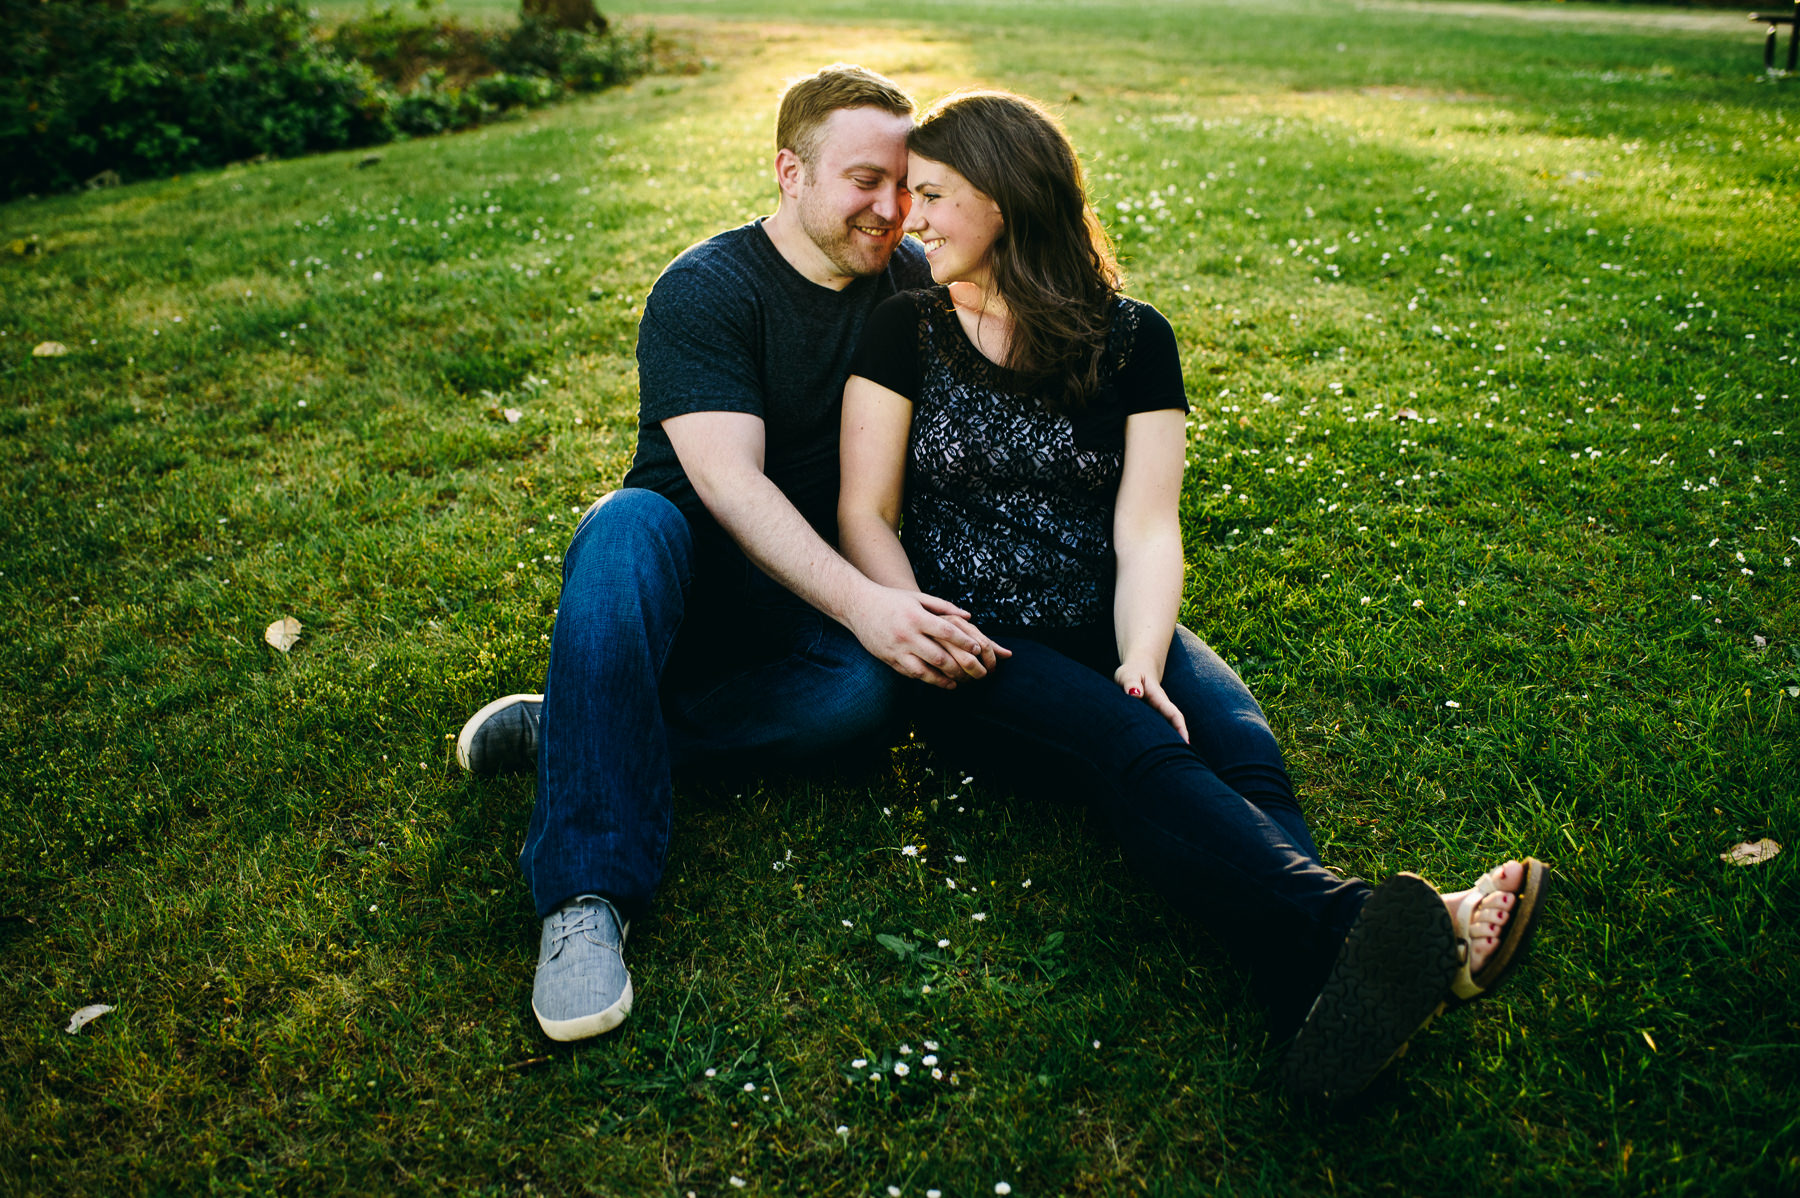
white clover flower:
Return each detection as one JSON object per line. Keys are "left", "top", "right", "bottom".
{"left": 1360, "top": 597, "right": 1371, "bottom": 606}
{"left": 704, "top": 1068, "right": 717, "bottom": 1077}
{"left": 922, "top": 1054, "right": 938, "bottom": 1066}
{"left": 842, "top": 919, "right": 854, "bottom": 928}
{"left": 852, "top": 1058, "right": 868, "bottom": 1068}
{"left": 836, "top": 1125, "right": 850, "bottom": 1137}
{"left": 729, "top": 1179, "right": 746, "bottom": 1190}
{"left": 889, "top": 1187, "right": 902, "bottom": 1197}
{"left": 996, "top": 1184, "right": 1013, "bottom": 1195}
{"left": 743, "top": 1082, "right": 755, "bottom": 1092}
{"left": 972, "top": 912, "right": 987, "bottom": 921}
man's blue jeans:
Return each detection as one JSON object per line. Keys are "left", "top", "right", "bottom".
{"left": 915, "top": 622, "right": 1373, "bottom": 1031}
{"left": 518, "top": 489, "right": 902, "bottom": 922}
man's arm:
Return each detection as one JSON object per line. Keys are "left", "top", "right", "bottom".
{"left": 663, "top": 409, "right": 1001, "bottom": 689}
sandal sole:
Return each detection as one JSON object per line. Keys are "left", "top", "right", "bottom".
{"left": 1280, "top": 873, "right": 1460, "bottom": 1107}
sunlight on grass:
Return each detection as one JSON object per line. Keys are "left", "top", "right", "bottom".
{"left": 2, "top": 2, "right": 1796, "bottom": 1194}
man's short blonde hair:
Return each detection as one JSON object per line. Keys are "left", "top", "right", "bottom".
{"left": 775, "top": 64, "right": 913, "bottom": 167}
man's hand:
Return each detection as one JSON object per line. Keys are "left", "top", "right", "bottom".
{"left": 848, "top": 586, "right": 1010, "bottom": 689}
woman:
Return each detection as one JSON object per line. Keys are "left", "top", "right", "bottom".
{"left": 837, "top": 90, "right": 1549, "bottom": 1102}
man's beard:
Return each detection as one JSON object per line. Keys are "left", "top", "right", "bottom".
{"left": 797, "top": 194, "right": 896, "bottom": 278}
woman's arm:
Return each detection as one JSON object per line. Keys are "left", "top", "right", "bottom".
{"left": 839, "top": 374, "right": 923, "bottom": 591}
{"left": 1112, "top": 407, "right": 1190, "bottom": 741}
{"left": 840, "top": 374, "right": 1005, "bottom": 686}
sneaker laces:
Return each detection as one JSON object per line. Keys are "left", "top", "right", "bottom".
{"left": 548, "top": 897, "right": 619, "bottom": 956}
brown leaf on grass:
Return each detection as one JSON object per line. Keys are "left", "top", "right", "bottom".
{"left": 264, "top": 616, "right": 303, "bottom": 652}
{"left": 65, "top": 1004, "right": 114, "bottom": 1034}
{"left": 32, "top": 341, "right": 68, "bottom": 357}
{"left": 1720, "top": 838, "right": 1781, "bottom": 866}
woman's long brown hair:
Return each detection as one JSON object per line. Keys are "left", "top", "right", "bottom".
{"left": 908, "top": 91, "right": 1122, "bottom": 414}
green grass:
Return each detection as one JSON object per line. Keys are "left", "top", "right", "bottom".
{"left": 3, "top": 0, "right": 1798, "bottom": 1193}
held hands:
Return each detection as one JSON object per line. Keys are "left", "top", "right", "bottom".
{"left": 850, "top": 586, "right": 1011, "bottom": 689}
{"left": 1114, "top": 661, "right": 1189, "bottom": 743}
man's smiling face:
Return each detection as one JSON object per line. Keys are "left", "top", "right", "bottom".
{"left": 790, "top": 106, "right": 914, "bottom": 279}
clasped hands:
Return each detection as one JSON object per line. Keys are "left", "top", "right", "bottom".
{"left": 850, "top": 585, "right": 1010, "bottom": 690}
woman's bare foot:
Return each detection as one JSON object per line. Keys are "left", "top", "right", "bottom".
{"left": 1439, "top": 859, "right": 1526, "bottom": 976}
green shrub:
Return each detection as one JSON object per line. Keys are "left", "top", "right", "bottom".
{"left": 326, "top": 7, "right": 493, "bottom": 88}
{"left": 0, "top": 0, "right": 395, "bottom": 199}
{"left": 470, "top": 71, "right": 560, "bottom": 111}
{"left": 556, "top": 27, "right": 656, "bottom": 92}
{"left": 0, "top": 0, "right": 657, "bottom": 198}
{"left": 391, "top": 68, "right": 488, "bottom": 136}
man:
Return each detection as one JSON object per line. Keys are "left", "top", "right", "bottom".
{"left": 454, "top": 65, "right": 1004, "bottom": 1042}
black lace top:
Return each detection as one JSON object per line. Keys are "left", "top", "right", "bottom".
{"left": 848, "top": 287, "right": 1187, "bottom": 627}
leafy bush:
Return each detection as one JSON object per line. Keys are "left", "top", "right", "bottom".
{"left": 326, "top": 8, "right": 494, "bottom": 89}
{"left": 330, "top": 9, "right": 654, "bottom": 96}
{"left": 0, "top": 0, "right": 394, "bottom": 199}
{"left": 1, "top": 0, "right": 658, "bottom": 199}
{"left": 470, "top": 71, "right": 560, "bottom": 110}
{"left": 391, "top": 69, "right": 487, "bottom": 136}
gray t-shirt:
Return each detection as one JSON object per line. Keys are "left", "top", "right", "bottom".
{"left": 623, "top": 220, "right": 931, "bottom": 574}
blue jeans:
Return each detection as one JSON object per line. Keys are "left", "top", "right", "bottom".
{"left": 518, "top": 489, "right": 903, "bottom": 921}
{"left": 914, "top": 623, "right": 1372, "bottom": 1031}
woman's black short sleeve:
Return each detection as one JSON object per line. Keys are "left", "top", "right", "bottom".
{"left": 1113, "top": 304, "right": 1188, "bottom": 416}
{"left": 847, "top": 292, "right": 925, "bottom": 400}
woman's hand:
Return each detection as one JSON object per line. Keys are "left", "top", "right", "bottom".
{"left": 1114, "top": 661, "right": 1189, "bottom": 743}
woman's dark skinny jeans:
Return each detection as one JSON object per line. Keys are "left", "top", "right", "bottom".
{"left": 916, "top": 622, "right": 1373, "bottom": 1032}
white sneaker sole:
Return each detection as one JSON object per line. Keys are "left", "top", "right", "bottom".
{"left": 455, "top": 692, "right": 544, "bottom": 773}
{"left": 534, "top": 978, "right": 634, "bottom": 1041}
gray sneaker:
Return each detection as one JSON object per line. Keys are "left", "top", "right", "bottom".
{"left": 456, "top": 693, "right": 543, "bottom": 777}
{"left": 532, "top": 895, "right": 633, "bottom": 1041}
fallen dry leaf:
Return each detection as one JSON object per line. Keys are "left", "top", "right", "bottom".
{"left": 1720, "top": 838, "right": 1781, "bottom": 866}
{"left": 264, "top": 616, "right": 303, "bottom": 652}
{"left": 66, "top": 1004, "right": 114, "bottom": 1034}
{"left": 1787, "top": 686, "right": 1800, "bottom": 699}
{"left": 33, "top": 341, "right": 68, "bottom": 357}
{"left": 1752, "top": 635, "right": 1768, "bottom": 651}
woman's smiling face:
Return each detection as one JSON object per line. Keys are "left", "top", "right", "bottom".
{"left": 903, "top": 152, "right": 1004, "bottom": 290}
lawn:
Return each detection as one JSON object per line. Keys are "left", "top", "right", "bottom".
{"left": 2, "top": 0, "right": 1797, "bottom": 1193}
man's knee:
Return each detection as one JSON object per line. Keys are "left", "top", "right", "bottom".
{"left": 565, "top": 488, "right": 693, "bottom": 585}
